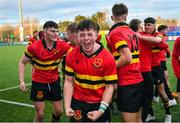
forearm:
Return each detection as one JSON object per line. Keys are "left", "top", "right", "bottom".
{"left": 116, "top": 55, "right": 131, "bottom": 68}
{"left": 101, "top": 84, "right": 114, "bottom": 104}
{"left": 64, "top": 78, "right": 74, "bottom": 109}
{"left": 18, "top": 62, "right": 26, "bottom": 83}
{"left": 139, "top": 35, "right": 162, "bottom": 43}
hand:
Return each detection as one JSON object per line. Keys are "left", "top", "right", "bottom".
{"left": 166, "top": 53, "right": 170, "bottom": 58}
{"left": 19, "top": 82, "right": 28, "bottom": 91}
{"left": 166, "top": 51, "right": 171, "bottom": 58}
{"left": 178, "top": 56, "right": 180, "bottom": 61}
{"left": 65, "top": 107, "right": 75, "bottom": 117}
{"left": 87, "top": 110, "right": 104, "bottom": 121}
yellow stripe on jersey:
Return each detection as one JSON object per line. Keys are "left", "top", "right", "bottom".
{"left": 28, "top": 42, "right": 32, "bottom": 45}
{"left": 76, "top": 73, "right": 117, "bottom": 82}
{"left": 130, "top": 50, "right": 140, "bottom": 64}
{"left": 65, "top": 66, "right": 74, "bottom": 73}
{"left": 156, "top": 34, "right": 163, "bottom": 38}
{"left": 68, "top": 47, "right": 73, "bottom": 53}
{"left": 152, "top": 49, "right": 161, "bottom": 53}
{"left": 74, "top": 80, "right": 106, "bottom": 90}
{"left": 112, "top": 51, "right": 120, "bottom": 57}
{"left": 130, "top": 58, "right": 139, "bottom": 64}
{"left": 33, "top": 64, "right": 58, "bottom": 70}
{"left": 25, "top": 49, "right": 33, "bottom": 57}
{"left": 115, "top": 40, "right": 127, "bottom": 49}
{"left": 131, "top": 50, "right": 139, "bottom": 55}
{"left": 104, "top": 75, "right": 118, "bottom": 81}
{"left": 32, "top": 58, "right": 60, "bottom": 65}
{"left": 76, "top": 73, "right": 103, "bottom": 81}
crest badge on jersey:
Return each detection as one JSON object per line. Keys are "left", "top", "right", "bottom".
{"left": 74, "top": 110, "right": 82, "bottom": 120}
{"left": 53, "top": 49, "right": 59, "bottom": 55}
{"left": 93, "top": 58, "right": 102, "bottom": 68}
{"left": 36, "top": 91, "right": 43, "bottom": 99}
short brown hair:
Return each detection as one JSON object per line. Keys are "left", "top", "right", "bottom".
{"left": 112, "top": 3, "right": 128, "bottom": 17}
{"left": 66, "top": 23, "right": 77, "bottom": 33}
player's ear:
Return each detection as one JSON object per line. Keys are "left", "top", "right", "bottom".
{"left": 95, "top": 32, "right": 99, "bottom": 38}
{"left": 111, "top": 15, "right": 114, "bottom": 21}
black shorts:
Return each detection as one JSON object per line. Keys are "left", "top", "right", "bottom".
{"left": 70, "top": 98, "right": 111, "bottom": 122}
{"left": 152, "top": 66, "right": 165, "bottom": 85}
{"left": 177, "top": 79, "right": 180, "bottom": 92}
{"left": 161, "top": 61, "right": 167, "bottom": 71}
{"left": 116, "top": 82, "right": 143, "bottom": 113}
{"left": 141, "top": 72, "right": 154, "bottom": 104}
{"left": 30, "top": 79, "right": 63, "bottom": 101}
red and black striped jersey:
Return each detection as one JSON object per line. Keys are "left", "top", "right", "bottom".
{"left": 158, "top": 34, "right": 169, "bottom": 62}
{"left": 109, "top": 22, "right": 143, "bottom": 86}
{"left": 25, "top": 39, "right": 71, "bottom": 83}
{"left": 65, "top": 45, "right": 117, "bottom": 103}
{"left": 151, "top": 32, "right": 168, "bottom": 67}
{"left": 139, "top": 32, "right": 153, "bottom": 72}
{"left": 28, "top": 37, "right": 38, "bottom": 45}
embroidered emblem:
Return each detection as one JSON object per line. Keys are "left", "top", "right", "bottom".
{"left": 74, "top": 110, "right": 82, "bottom": 120}
{"left": 93, "top": 58, "right": 102, "bottom": 68}
{"left": 53, "top": 49, "right": 59, "bottom": 55}
{"left": 36, "top": 91, "right": 43, "bottom": 99}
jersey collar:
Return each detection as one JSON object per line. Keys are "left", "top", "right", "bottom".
{"left": 42, "top": 39, "right": 57, "bottom": 51}
{"left": 109, "top": 22, "right": 128, "bottom": 34}
{"left": 80, "top": 45, "right": 103, "bottom": 58}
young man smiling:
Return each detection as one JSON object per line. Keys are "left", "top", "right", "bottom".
{"left": 64, "top": 19, "right": 117, "bottom": 122}
{"left": 19, "top": 21, "right": 71, "bottom": 122}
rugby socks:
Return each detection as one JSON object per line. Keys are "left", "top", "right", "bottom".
{"left": 162, "top": 98, "right": 169, "bottom": 108}
{"left": 165, "top": 107, "right": 170, "bottom": 115}
{"left": 149, "top": 107, "right": 154, "bottom": 116}
{"left": 51, "top": 113, "right": 61, "bottom": 122}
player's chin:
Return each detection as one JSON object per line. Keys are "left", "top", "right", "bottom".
{"left": 83, "top": 47, "right": 92, "bottom": 53}
{"left": 52, "top": 38, "right": 58, "bottom": 42}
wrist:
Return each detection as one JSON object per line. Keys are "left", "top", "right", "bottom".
{"left": 98, "top": 101, "right": 109, "bottom": 113}
{"left": 19, "top": 81, "right": 24, "bottom": 84}
{"left": 65, "top": 106, "right": 71, "bottom": 110}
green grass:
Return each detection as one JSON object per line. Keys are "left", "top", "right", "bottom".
{"left": 0, "top": 42, "right": 179, "bottom": 122}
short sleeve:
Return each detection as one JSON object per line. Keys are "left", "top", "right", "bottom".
{"left": 110, "top": 31, "right": 128, "bottom": 52}
{"left": 64, "top": 49, "right": 74, "bottom": 76}
{"left": 103, "top": 51, "right": 117, "bottom": 84}
{"left": 24, "top": 45, "right": 34, "bottom": 59}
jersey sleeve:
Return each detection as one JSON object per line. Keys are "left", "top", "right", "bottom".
{"left": 24, "top": 45, "right": 34, "bottom": 59}
{"left": 62, "top": 41, "right": 72, "bottom": 54}
{"left": 110, "top": 31, "right": 128, "bottom": 52}
{"left": 103, "top": 51, "right": 118, "bottom": 84}
{"left": 64, "top": 49, "right": 74, "bottom": 76}
{"left": 154, "top": 32, "right": 164, "bottom": 38}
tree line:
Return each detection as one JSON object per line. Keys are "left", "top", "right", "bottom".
{"left": 0, "top": 11, "right": 179, "bottom": 42}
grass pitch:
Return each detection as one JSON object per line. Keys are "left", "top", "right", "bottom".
{"left": 0, "top": 42, "right": 179, "bottom": 122}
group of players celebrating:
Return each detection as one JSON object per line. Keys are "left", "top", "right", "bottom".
{"left": 18, "top": 3, "right": 180, "bottom": 122}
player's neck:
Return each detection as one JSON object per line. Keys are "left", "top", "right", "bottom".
{"left": 45, "top": 39, "right": 54, "bottom": 50}
{"left": 84, "top": 43, "right": 100, "bottom": 56}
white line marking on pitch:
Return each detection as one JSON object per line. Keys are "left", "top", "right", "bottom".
{"left": 0, "top": 99, "right": 34, "bottom": 108}
{"left": 0, "top": 83, "right": 31, "bottom": 92}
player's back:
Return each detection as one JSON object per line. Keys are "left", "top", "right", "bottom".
{"left": 109, "top": 23, "right": 143, "bottom": 86}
